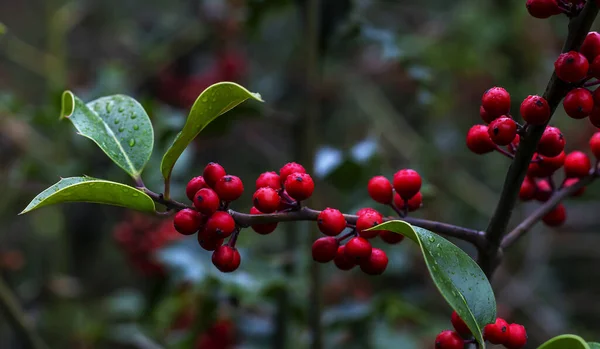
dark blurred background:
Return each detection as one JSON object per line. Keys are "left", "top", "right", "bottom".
{"left": 1, "top": 0, "right": 600, "bottom": 348}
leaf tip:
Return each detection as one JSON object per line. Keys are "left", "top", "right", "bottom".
{"left": 60, "top": 91, "right": 75, "bottom": 119}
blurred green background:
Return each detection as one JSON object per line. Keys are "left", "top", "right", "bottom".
{"left": 1, "top": 0, "right": 600, "bottom": 348}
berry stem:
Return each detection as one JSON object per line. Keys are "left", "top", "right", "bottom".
{"left": 389, "top": 203, "right": 406, "bottom": 218}
{"left": 336, "top": 230, "right": 356, "bottom": 243}
{"left": 494, "top": 145, "right": 515, "bottom": 160}
{"left": 583, "top": 79, "right": 600, "bottom": 87}
{"left": 228, "top": 228, "right": 241, "bottom": 247}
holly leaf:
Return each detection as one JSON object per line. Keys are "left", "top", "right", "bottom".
{"left": 60, "top": 91, "right": 154, "bottom": 180}
{"left": 537, "top": 334, "right": 590, "bottom": 349}
{"left": 20, "top": 177, "right": 155, "bottom": 214}
{"left": 588, "top": 343, "right": 600, "bottom": 349}
{"left": 160, "top": 82, "right": 263, "bottom": 186}
{"left": 368, "top": 221, "right": 496, "bottom": 348}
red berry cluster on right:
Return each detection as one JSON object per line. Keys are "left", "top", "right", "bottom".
{"left": 525, "top": 0, "right": 584, "bottom": 19}
{"left": 435, "top": 312, "right": 527, "bottom": 349}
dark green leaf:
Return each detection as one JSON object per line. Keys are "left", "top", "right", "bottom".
{"left": 160, "top": 82, "right": 263, "bottom": 185}
{"left": 60, "top": 91, "right": 154, "bottom": 180}
{"left": 369, "top": 221, "right": 496, "bottom": 348}
{"left": 537, "top": 335, "right": 589, "bottom": 349}
{"left": 20, "top": 177, "right": 155, "bottom": 214}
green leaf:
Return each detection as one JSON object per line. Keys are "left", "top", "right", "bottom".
{"left": 160, "top": 82, "right": 263, "bottom": 184}
{"left": 537, "top": 335, "right": 590, "bottom": 349}
{"left": 60, "top": 91, "right": 154, "bottom": 180}
{"left": 588, "top": 343, "right": 600, "bottom": 349}
{"left": 20, "top": 177, "right": 155, "bottom": 214}
{"left": 369, "top": 221, "right": 496, "bottom": 348}
{"left": 0, "top": 22, "right": 6, "bottom": 35}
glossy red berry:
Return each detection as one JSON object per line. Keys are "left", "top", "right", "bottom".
{"left": 359, "top": 248, "right": 388, "bottom": 275}
{"left": 525, "top": 0, "right": 561, "bottom": 18}
{"left": 284, "top": 172, "right": 314, "bottom": 201}
{"left": 205, "top": 211, "right": 236, "bottom": 239}
{"left": 505, "top": 323, "right": 527, "bottom": 349}
{"left": 554, "top": 51, "right": 589, "bottom": 83}
{"left": 311, "top": 237, "right": 338, "bottom": 263}
{"left": 367, "top": 176, "right": 393, "bottom": 204}
{"left": 519, "top": 177, "right": 536, "bottom": 201}
{"left": 481, "top": 87, "right": 511, "bottom": 118}
{"left": 434, "top": 330, "right": 464, "bottom": 349}
{"left": 543, "top": 204, "right": 566, "bottom": 227}
{"left": 538, "top": 126, "right": 565, "bottom": 157}
{"left": 214, "top": 175, "right": 244, "bottom": 202}
{"left": 590, "top": 132, "right": 600, "bottom": 159}
{"left": 212, "top": 245, "right": 235, "bottom": 272}
{"left": 249, "top": 207, "right": 278, "bottom": 234}
{"left": 590, "top": 55, "right": 600, "bottom": 79}
{"left": 198, "top": 235, "right": 224, "bottom": 251}
{"left": 563, "top": 88, "right": 594, "bottom": 119}
{"left": 256, "top": 171, "right": 281, "bottom": 190}
{"left": 344, "top": 237, "right": 372, "bottom": 262}
{"left": 393, "top": 192, "right": 422, "bottom": 212}
{"left": 480, "top": 105, "right": 496, "bottom": 124}
{"left": 564, "top": 151, "right": 591, "bottom": 178}
{"left": 466, "top": 125, "right": 496, "bottom": 154}
{"left": 193, "top": 188, "right": 220, "bottom": 215}
{"left": 356, "top": 211, "right": 383, "bottom": 239}
{"left": 317, "top": 208, "right": 347, "bottom": 236}
{"left": 173, "top": 208, "right": 203, "bottom": 235}
{"left": 356, "top": 207, "right": 378, "bottom": 216}
{"left": 279, "top": 162, "right": 306, "bottom": 184}
{"left": 589, "top": 105, "right": 600, "bottom": 127}
{"left": 333, "top": 245, "right": 355, "bottom": 270}
{"left": 535, "top": 179, "right": 552, "bottom": 202}
{"left": 203, "top": 162, "right": 227, "bottom": 188}
{"left": 219, "top": 248, "right": 241, "bottom": 273}
{"left": 379, "top": 230, "right": 404, "bottom": 244}
{"left": 252, "top": 187, "right": 281, "bottom": 213}
{"left": 488, "top": 117, "right": 517, "bottom": 146}
{"left": 393, "top": 169, "right": 422, "bottom": 200}
{"left": 520, "top": 95, "right": 550, "bottom": 125}
{"left": 186, "top": 176, "right": 207, "bottom": 201}
{"left": 483, "top": 318, "right": 509, "bottom": 345}
{"left": 451, "top": 311, "right": 471, "bottom": 337}
{"left": 563, "top": 178, "right": 586, "bottom": 197}
{"left": 581, "top": 32, "right": 600, "bottom": 62}
{"left": 539, "top": 151, "right": 566, "bottom": 173}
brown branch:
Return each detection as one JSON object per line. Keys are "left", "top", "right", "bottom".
{"left": 480, "top": 0, "right": 599, "bottom": 275}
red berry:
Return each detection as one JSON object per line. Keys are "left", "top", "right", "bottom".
{"left": 479, "top": 105, "right": 496, "bottom": 124}
{"left": 256, "top": 171, "right": 281, "bottom": 190}
{"left": 193, "top": 188, "right": 220, "bottom": 215}
{"left": 197, "top": 232, "right": 224, "bottom": 251}
{"left": 249, "top": 207, "right": 278, "bottom": 234}
{"left": 356, "top": 211, "right": 383, "bottom": 239}
{"left": 203, "top": 162, "right": 226, "bottom": 188}
{"left": 519, "top": 177, "right": 536, "bottom": 201}
{"left": 590, "top": 132, "right": 600, "bottom": 159}
{"left": 484, "top": 318, "right": 509, "bottom": 345}
{"left": 393, "top": 192, "right": 422, "bottom": 212}
{"left": 356, "top": 207, "right": 378, "bottom": 216}
{"left": 218, "top": 248, "right": 241, "bottom": 273}
{"left": 284, "top": 172, "right": 314, "bottom": 201}
{"left": 186, "top": 176, "right": 207, "bottom": 201}
{"left": 279, "top": 162, "right": 306, "bottom": 184}
{"left": 214, "top": 175, "right": 244, "bottom": 202}
{"left": 434, "top": 330, "right": 464, "bottom": 349}
{"left": 535, "top": 179, "right": 553, "bottom": 202}
{"left": 563, "top": 88, "right": 594, "bottom": 119}
{"left": 380, "top": 230, "right": 404, "bottom": 244}
{"left": 581, "top": 32, "right": 600, "bottom": 62}
{"left": 564, "top": 151, "right": 591, "bottom": 178}
{"left": 212, "top": 245, "right": 235, "bottom": 272}
{"left": 481, "top": 87, "right": 511, "bottom": 118}
{"left": 451, "top": 311, "right": 471, "bottom": 337}
{"left": 367, "top": 176, "right": 393, "bottom": 204}
{"left": 205, "top": 212, "right": 236, "bottom": 239}
{"left": 510, "top": 134, "right": 520, "bottom": 153}
{"left": 311, "top": 237, "right": 338, "bottom": 263}
{"left": 333, "top": 245, "right": 355, "bottom": 270}
{"left": 563, "top": 178, "right": 586, "bottom": 196}
{"left": 589, "top": 105, "right": 600, "bottom": 127}
{"left": 173, "top": 209, "right": 203, "bottom": 235}
{"left": 590, "top": 55, "right": 600, "bottom": 79}
{"left": 359, "top": 248, "right": 388, "bottom": 275}
{"left": 393, "top": 169, "right": 422, "bottom": 200}
{"left": 252, "top": 187, "right": 281, "bottom": 213}
{"left": 466, "top": 125, "right": 496, "bottom": 154}
{"left": 520, "top": 95, "right": 550, "bottom": 125}
{"left": 488, "top": 117, "right": 517, "bottom": 146}
{"left": 505, "top": 323, "right": 527, "bottom": 349}
{"left": 539, "top": 151, "right": 566, "bottom": 173}
{"left": 344, "top": 237, "right": 372, "bottom": 262}
{"left": 525, "top": 0, "right": 561, "bottom": 18}
{"left": 317, "top": 208, "right": 346, "bottom": 236}
{"left": 543, "top": 204, "right": 566, "bottom": 227}
{"left": 538, "top": 126, "right": 565, "bottom": 157}
{"left": 554, "top": 51, "right": 589, "bottom": 83}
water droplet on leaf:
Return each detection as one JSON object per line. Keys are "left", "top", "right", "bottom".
{"left": 106, "top": 102, "right": 112, "bottom": 113}
{"left": 114, "top": 118, "right": 120, "bottom": 124}
{"left": 129, "top": 139, "right": 136, "bottom": 147}
{"left": 130, "top": 113, "right": 137, "bottom": 119}
{"left": 133, "top": 124, "right": 139, "bottom": 130}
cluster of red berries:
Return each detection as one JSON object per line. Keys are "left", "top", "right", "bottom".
{"left": 195, "top": 319, "right": 235, "bottom": 349}
{"left": 435, "top": 311, "right": 527, "bottom": 349}
{"left": 310, "top": 169, "right": 422, "bottom": 275}
{"left": 526, "top": 0, "right": 586, "bottom": 19}
{"left": 113, "top": 214, "right": 182, "bottom": 276}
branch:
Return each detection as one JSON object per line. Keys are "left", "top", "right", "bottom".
{"left": 0, "top": 277, "right": 49, "bottom": 349}
{"left": 501, "top": 170, "right": 597, "bottom": 249}
{"left": 480, "top": 1, "right": 599, "bottom": 275}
